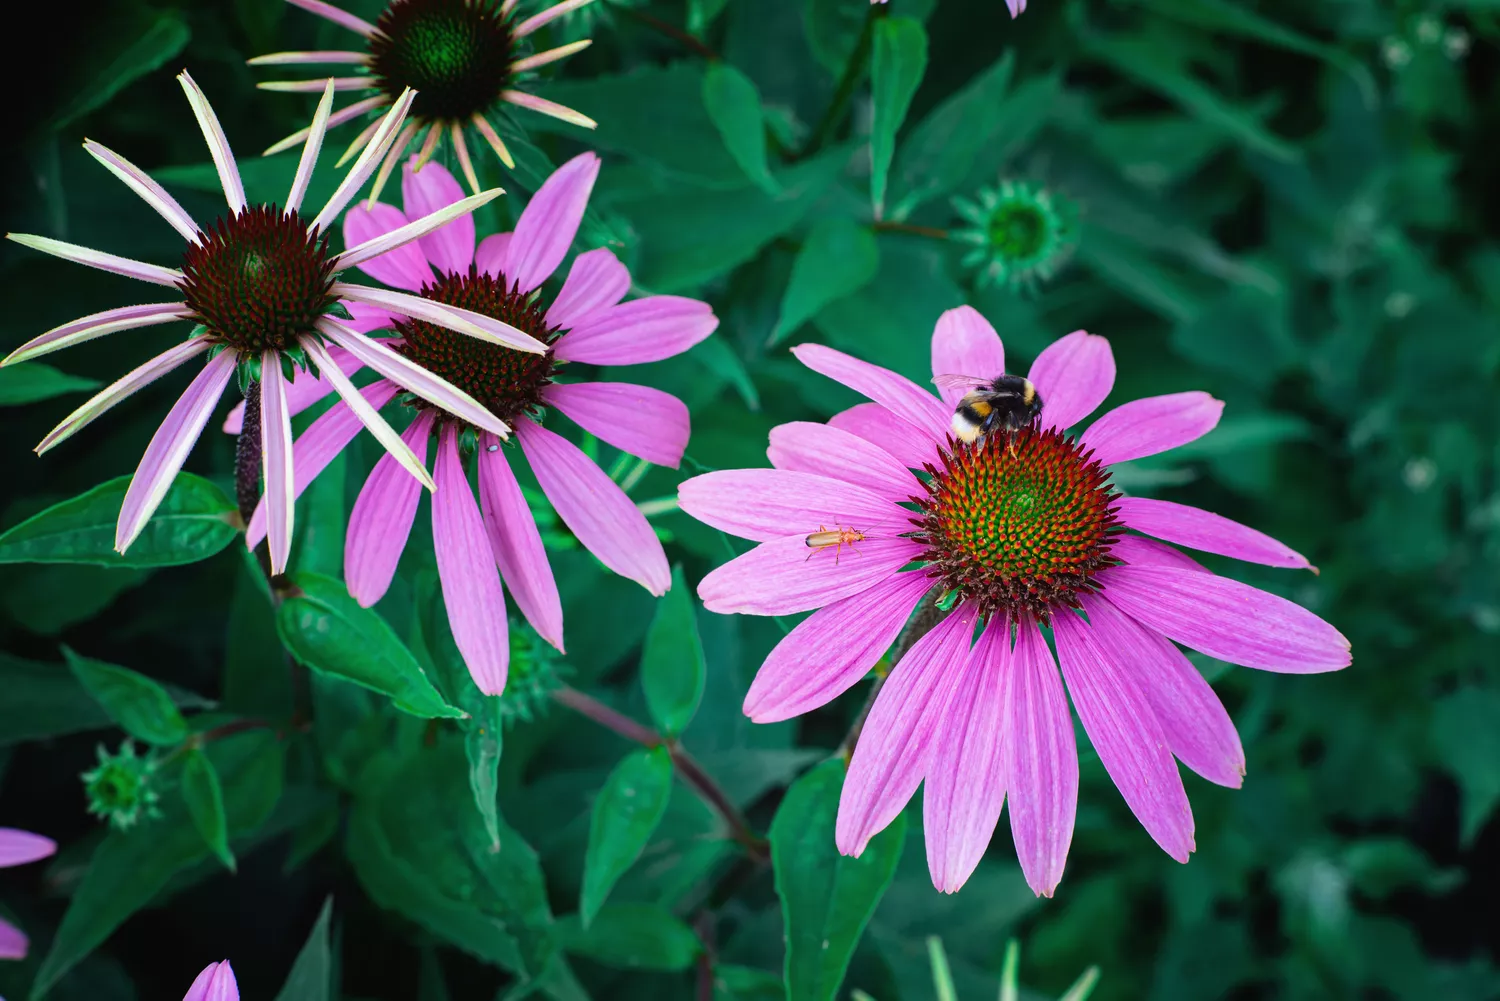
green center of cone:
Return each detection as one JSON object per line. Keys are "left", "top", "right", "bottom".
{"left": 370, "top": 0, "right": 515, "bottom": 122}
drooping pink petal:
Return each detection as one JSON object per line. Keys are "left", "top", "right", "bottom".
{"left": 337, "top": 189, "right": 500, "bottom": 274}
{"left": 513, "top": 0, "right": 597, "bottom": 37}
{"left": 836, "top": 603, "right": 979, "bottom": 856}
{"left": 223, "top": 345, "right": 358, "bottom": 434}
{"left": 552, "top": 296, "right": 718, "bottom": 366}
{"left": 245, "top": 380, "right": 402, "bottom": 547}
{"left": 0, "top": 916, "right": 27, "bottom": 960}
{"left": 311, "top": 89, "right": 417, "bottom": 232}
{"left": 1099, "top": 565, "right": 1350, "bottom": 673}
{"left": 286, "top": 79, "right": 337, "bottom": 215}
{"left": 343, "top": 299, "right": 399, "bottom": 335}
{"left": 1116, "top": 497, "right": 1313, "bottom": 570}
{"left": 259, "top": 353, "right": 296, "bottom": 575}
{"left": 678, "top": 469, "right": 912, "bottom": 543}
{"left": 545, "top": 248, "right": 631, "bottom": 329}
{"left": 182, "top": 960, "right": 239, "bottom": 1001}
{"left": 286, "top": 0, "right": 377, "bottom": 36}
{"left": 330, "top": 286, "right": 540, "bottom": 356}
{"left": 1025, "top": 331, "right": 1114, "bottom": 432}
{"left": 743, "top": 570, "right": 933, "bottom": 723}
{"left": 1003, "top": 615, "right": 1078, "bottom": 897}
{"left": 1110, "top": 534, "right": 1209, "bottom": 574}
{"left": 828, "top": 402, "right": 941, "bottom": 472}
{"left": 478, "top": 439, "right": 563, "bottom": 651}
{"left": 116, "top": 352, "right": 236, "bottom": 555}
{"left": 923, "top": 616, "right": 1009, "bottom": 892}
{"left": 1079, "top": 392, "right": 1223, "bottom": 466}
{"left": 474, "top": 232, "right": 512, "bottom": 277}
{"left": 1080, "top": 595, "right": 1244, "bottom": 788}
{"left": 36, "top": 338, "right": 210, "bottom": 456}
{"left": 543, "top": 382, "right": 689, "bottom": 469}
{"left": 177, "top": 72, "right": 246, "bottom": 214}
{"left": 262, "top": 95, "right": 387, "bottom": 157}
{"left": 433, "top": 425, "right": 510, "bottom": 695}
{"left": 767, "top": 421, "right": 921, "bottom": 501}
{"left": 3, "top": 301, "right": 191, "bottom": 367}
{"left": 516, "top": 421, "right": 669, "bottom": 595}
{"left": 83, "top": 140, "right": 200, "bottom": 243}
{"left": 306, "top": 339, "right": 433, "bottom": 488}
{"left": 346, "top": 411, "right": 434, "bottom": 607}
{"left": 505, "top": 152, "right": 599, "bottom": 293}
{"left": 930, "top": 306, "right": 1006, "bottom": 406}
{"left": 342, "top": 201, "right": 431, "bottom": 292}
{"left": 1053, "top": 609, "right": 1195, "bottom": 862}
{"left": 6, "top": 234, "right": 182, "bottom": 287}
{"left": 400, "top": 159, "right": 476, "bottom": 274}
{"left": 792, "top": 344, "right": 949, "bottom": 440}
{"left": 511, "top": 38, "right": 593, "bottom": 73}
{"left": 697, "top": 535, "right": 922, "bottom": 616}
{"left": 501, "top": 90, "right": 596, "bottom": 130}
{"left": 0, "top": 829, "right": 57, "bottom": 867}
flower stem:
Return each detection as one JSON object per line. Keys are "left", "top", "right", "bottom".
{"left": 798, "top": 3, "right": 886, "bottom": 160}
{"left": 838, "top": 591, "right": 945, "bottom": 761}
{"left": 235, "top": 379, "right": 263, "bottom": 527}
{"left": 873, "top": 220, "right": 952, "bottom": 241}
{"left": 552, "top": 685, "right": 768, "bottom": 860}
{"left": 618, "top": 6, "right": 718, "bottom": 60}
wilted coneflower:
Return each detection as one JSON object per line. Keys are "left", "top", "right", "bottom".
{"left": 678, "top": 306, "right": 1350, "bottom": 896}
{"left": 2, "top": 74, "right": 541, "bottom": 575}
{"left": 244, "top": 153, "right": 717, "bottom": 695}
{"left": 0, "top": 827, "right": 57, "bottom": 960}
{"left": 953, "top": 179, "right": 1075, "bottom": 290}
{"left": 253, "top": 0, "right": 598, "bottom": 195}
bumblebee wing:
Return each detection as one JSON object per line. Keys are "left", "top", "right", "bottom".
{"left": 932, "top": 373, "right": 990, "bottom": 393}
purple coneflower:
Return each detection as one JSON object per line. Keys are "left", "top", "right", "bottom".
{"left": 0, "top": 827, "right": 57, "bottom": 959}
{"left": 183, "top": 960, "right": 238, "bottom": 1001}
{"left": 243, "top": 152, "right": 716, "bottom": 695}
{"left": 2, "top": 74, "right": 539, "bottom": 575}
{"left": 678, "top": 306, "right": 1350, "bottom": 896}
{"left": 253, "top": 0, "right": 597, "bottom": 194}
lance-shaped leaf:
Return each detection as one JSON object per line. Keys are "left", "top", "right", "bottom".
{"left": 181, "top": 747, "right": 234, "bottom": 872}
{"left": 580, "top": 746, "right": 674, "bottom": 926}
{"left": 703, "top": 63, "right": 779, "bottom": 194}
{"left": 773, "top": 218, "right": 880, "bottom": 343}
{"left": 273, "top": 896, "right": 335, "bottom": 1001}
{"left": 63, "top": 647, "right": 189, "bottom": 746}
{"left": 640, "top": 565, "right": 707, "bottom": 738}
{"left": 869, "top": 18, "right": 928, "bottom": 218}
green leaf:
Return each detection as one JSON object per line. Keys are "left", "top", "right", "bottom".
{"left": 580, "top": 746, "right": 674, "bottom": 926}
{"left": 31, "top": 731, "right": 284, "bottom": 999}
{"left": 273, "top": 896, "right": 334, "bottom": 1001}
{"left": 63, "top": 647, "right": 188, "bottom": 746}
{"left": 276, "top": 572, "right": 463, "bottom": 720}
{"left": 181, "top": 748, "right": 234, "bottom": 872}
{"left": 49, "top": 8, "right": 190, "bottom": 131}
{"left": 1431, "top": 687, "right": 1500, "bottom": 845}
{"left": 689, "top": 335, "right": 761, "bottom": 411}
{"left": 0, "top": 363, "right": 100, "bottom": 406}
{"left": 714, "top": 965, "right": 786, "bottom": 1001}
{"left": 640, "top": 566, "right": 707, "bottom": 737}
{"left": 771, "top": 759, "right": 906, "bottom": 1001}
{"left": 869, "top": 18, "right": 928, "bottom": 218}
{"left": 688, "top": 0, "right": 731, "bottom": 33}
{"left": 0, "top": 474, "right": 238, "bottom": 568}
{"left": 556, "top": 904, "right": 701, "bottom": 972}
{"left": 0, "top": 651, "right": 211, "bottom": 748}
{"left": 703, "top": 63, "right": 779, "bottom": 194}
{"left": 773, "top": 218, "right": 880, "bottom": 343}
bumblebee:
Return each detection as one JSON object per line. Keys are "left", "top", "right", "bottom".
{"left": 936, "top": 374, "right": 1044, "bottom": 444}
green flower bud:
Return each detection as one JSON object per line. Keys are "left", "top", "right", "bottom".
{"left": 81, "top": 741, "right": 162, "bottom": 832}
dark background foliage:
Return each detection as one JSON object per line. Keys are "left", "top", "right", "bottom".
{"left": 1, "top": 0, "right": 1498, "bottom": 999}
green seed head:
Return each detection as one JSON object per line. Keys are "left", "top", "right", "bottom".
{"left": 954, "top": 180, "right": 1076, "bottom": 291}
{"left": 81, "top": 741, "right": 162, "bottom": 832}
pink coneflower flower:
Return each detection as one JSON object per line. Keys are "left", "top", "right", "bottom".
{"left": 678, "top": 306, "right": 1350, "bottom": 896}
{"left": 243, "top": 152, "right": 717, "bottom": 695}
{"left": 253, "top": 0, "right": 598, "bottom": 195}
{"left": 0, "top": 827, "right": 57, "bottom": 959}
{"left": 2, "top": 73, "right": 540, "bottom": 575}
{"left": 183, "top": 960, "right": 238, "bottom": 1001}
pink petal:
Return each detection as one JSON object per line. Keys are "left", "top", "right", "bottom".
{"left": 1099, "top": 565, "right": 1351, "bottom": 673}
{"left": 677, "top": 469, "right": 913, "bottom": 543}
{"left": 1079, "top": 392, "right": 1223, "bottom": 466}
{"left": 923, "top": 616, "right": 1009, "bottom": 892}
{"left": 552, "top": 296, "right": 718, "bottom": 366}
{"left": 474, "top": 232, "right": 512, "bottom": 277}
{"left": 1003, "top": 615, "right": 1078, "bottom": 897}
{"left": 0, "top": 829, "right": 57, "bottom": 867}
{"left": 1025, "top": 331, "right": 1114, "bottom": 431}
{"left": 344, "top": 299, "right": 400, "bottom": 335}
{"left": 545, "top": 248, "right": 631, "bottom": 329}
{"left": 3, "top": 301, "right": 191, "bottom": 367}
{"left": 182, "top": 960, "right": 239, "bottom": 1001}
{"left": 222, "top": 345, "right": 358, "bottom": 435}
{"left": 1080, "top": 595, "right": 1244, "bottom": 788}
{"left": 767, "top": 421, "right": 921, "bottom": 501}
{"left": 505, "top": 151, "right": 600, "bottom": 293}
{"left": 930, "top": 306, "right": 1006, "bottom": 406}
{"left": 792, "top": 344, "right": 949, "bottom": 441}
{"left": 1110, "top": 534, "right": 1209, "bottom": 574}
{"left": 827, "top": 402, "right": 940, "bottom": 472}
{"left": 0, "top": 916, "right": 27, "bottom": 960}
{"left": 1053, "top": 609, "right": 1195, "bottom": 862}
{"left": 246, "top": 381, "right": 400, "bottom": 548}
{"left": 342, "top": 201, "right": 432, "bottom": 291}
{"left": 478, "top": 439, "right": 563, "bottom": 651}
{"left": 1116, "top": 497, "right": 1313, "bottom": 570}
{"left": 544, "top": 381, "right": 689, "bottom": 469}
{"left": 434, "top": 425, "right": 510, "bottom": 694}
{"left": 286, "top": 0, "right": 377, "bottom": 36}
{"left": 6, "top": 233, "right": 182, "bottom": 287}
{"left": 836, "top": 603, "right": 979, "bottom": 856}
{"left": 517, "top": 420, "right": 669, "bottom": 595}
{"left": 401, "top": 158, "right": 474, "bottom": 275}
{"left": 84, "top": 140, "right": 200, "bottom": 243}
{"left": 116, "top": 352, "right": 236, "bottom": 555}
{"left": 178, "top": 72, "right": 246, "bottom": 214}
{"left": 346, "top": 411, "right": 434, "bottom": 606}
{"left": 743, "top": 570, "right": 933, "bottom": 723}
{"left": 697, "top": 535, "right": 922, "bottom": 616}
{"left": 259, "top": 354, "right": 296, "bottom": 575}
{"left": 36, "top": 338, "right": 210, "bottom": 456}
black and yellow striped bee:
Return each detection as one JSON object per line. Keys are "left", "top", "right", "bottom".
{"left": 935, "top": 373, "right": 1043, "bottom": 448}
